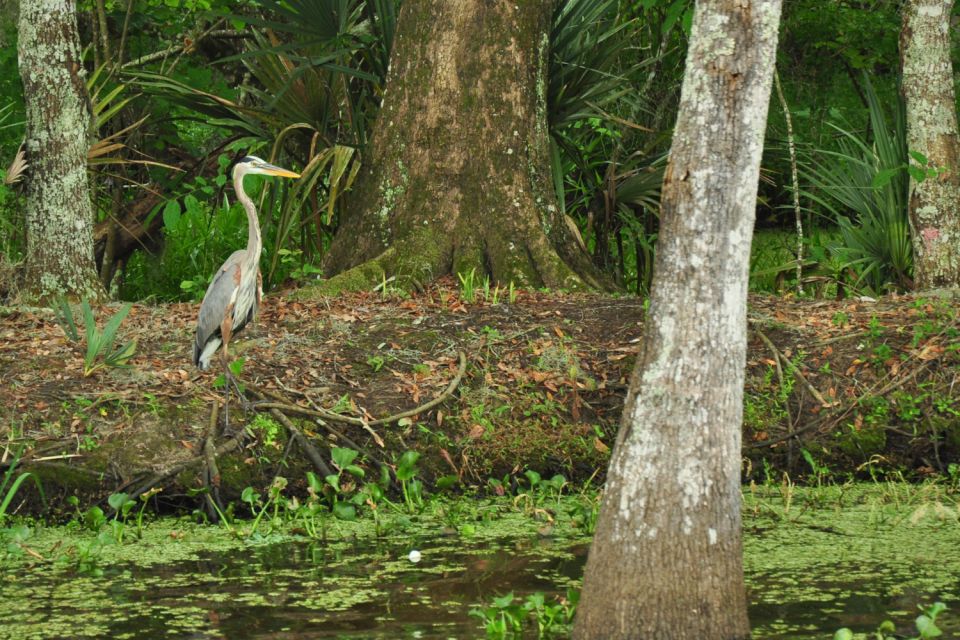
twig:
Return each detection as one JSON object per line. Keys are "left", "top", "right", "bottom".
{"left": 121, "top": 29, "right": 247, "bottom": 69}
{"left": 808, "top": 331, "right": 869, "bottom": 348}
{"left": 754, "top": 328, "right": 831, "bottom": 407}
{"left": 369, "top": 351, "right": 468, "bottom": 426}
{"left": 253, "top": 352, "right": 468, "bottom": 428}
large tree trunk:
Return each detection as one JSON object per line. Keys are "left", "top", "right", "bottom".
{"left": 321, "top": 0, "right": 601, "bottom": 292}
{"left": 18, "top": 0, "right": 104, "bottom": 302}
{"left": 900, "top": 0, "right": 960, "bottom": 289}
{"left": 574, "top": 1, "right": 782, "bottom": 638}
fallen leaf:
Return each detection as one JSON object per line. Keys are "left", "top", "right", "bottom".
{"left": 468, "top": 424, "right": 485, "bottom": 439}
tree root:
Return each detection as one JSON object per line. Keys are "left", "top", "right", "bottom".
{"left": 124, "top": 429, "right": 245, "bottom": 504}
{"left": 99, "top": 352, "right": 468, "bottom": 510}
{"left": 248, "top": 388, "right": 334, "bottom": 479}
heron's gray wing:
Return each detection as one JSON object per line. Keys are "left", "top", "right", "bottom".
{"left": 193, "top": 250, "right": 244, "bottom": 367}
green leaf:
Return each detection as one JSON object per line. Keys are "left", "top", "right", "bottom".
{"left": 871, "top": 167, "right": 900, "bottom": 190}
{"left": 324, "top": 474, "right": 341, "bottom": 492}
{"left": 435, "top": 475, "right": 459, "bottom": 490}
{"left": 107, "top": 493, "right": 130, "bottom": 511}
{"left": 82, "top": 301, "right": 100, "bottom": 368}
{"left": 240, "top": 487, "right": 259, "bottom": 505}
{"left": 909, "top": 149, "right": 929, "bottom": 166}
{"left": 332, "top": 502, "right": 356, "bottom": 521}
{"left": 305, "top": 472, "right": 323, "bottom": 493}
{"left": 162, "top": 200, "right": 181, "bottom": 231}
{"left": 344, "top": 465, "right": 366, "bottom": 479}
{"left": 916, "top": 615, "right": 942, "bottom": 638}
{"left": 832, "top": 629, "right": 854, "bottom": 640}
{"left": 907, "top": 164, "right": 927, "bottom": 182}
{"left": 107, "top": 340, "right": 137, "bottom": 367}
{"left": 493, "top": 593, "right": 515, "bottom": 608}
{"left": 331, "top": 447, "right": 359, "bottom": 468}
{"left": 99, "top": 304, "right": 132, "bottom": 357}
{"left": 397, "top": 451, "right": 420, "bottom": 471}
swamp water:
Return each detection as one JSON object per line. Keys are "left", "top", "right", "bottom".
{"left": 1, "top": 484, "right": 958, "bottom": 639}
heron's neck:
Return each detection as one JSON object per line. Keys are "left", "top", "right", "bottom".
{"left": 233, "top": 169, "right": 262, "bottom": 264}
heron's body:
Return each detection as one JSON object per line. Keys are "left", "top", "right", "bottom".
{"left": 192, "top": 156, "right": 298, "bottom": 375}
{"left": 193, "top": 248, "right": 261, "bottom": 370}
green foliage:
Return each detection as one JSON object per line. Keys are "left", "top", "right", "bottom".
{"left": 800, "top": 77, "right": 912, "bottom": 293}
{"left": 395, "top": 450, "right": 423, "bottom": 514}
{"left": 835, "top": 602, "right": 948, "bottom": 640}
{"left": 469, "top": 589, "right": 579, "bottom": 638}
{"left": 78, "top": 302, "right": 137, "bottom": 377}
{"left": 0, "top": 450, "right": 45, "bottom": 526}
{"left": 458, "top": 268, "right": 478, "bottom": 303}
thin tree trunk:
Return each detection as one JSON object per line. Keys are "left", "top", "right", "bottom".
{"left": 18, "top": 0, "right": 105, "bottom": 302}
{"left": 575, "top": 1, "right": 782, "bottom": 638}
{"left": 321, "top": 0, "right": 603, "bottom": 292}
{"left": 900, "top": 0, "right": 960, "bottom": 289}
{"left": 774, "top": 69, "right": 804, "bottom": 295}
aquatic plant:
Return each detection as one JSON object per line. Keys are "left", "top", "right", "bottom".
{"left": 395, "top": 451, "right": 423, "bottom": 514}
{"left": 107, "top": 492, "right": 136, "bottom": 543}
{"left": 469, "top": 589, "right": 578, "bottom": 638}
{"left": 0, "top": 448, "right": 44, "bottom": 525}
{"left": 834, "top": 602, "right": 947, "bottom": 640}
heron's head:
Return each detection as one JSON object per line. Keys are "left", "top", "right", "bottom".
{"left": 235, "top": 156, "right": 300, "bottom": 179}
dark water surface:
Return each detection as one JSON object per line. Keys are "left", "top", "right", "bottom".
{"left": 2, "top": 486, "right": 959, "bottom": 639}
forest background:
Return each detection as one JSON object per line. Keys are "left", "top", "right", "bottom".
{"left": 0, "top": 0, "right": 928, "bottom": 303}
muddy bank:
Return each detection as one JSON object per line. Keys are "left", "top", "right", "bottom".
{"left": 1, "top": 282, "right": 957, "bottom": 514}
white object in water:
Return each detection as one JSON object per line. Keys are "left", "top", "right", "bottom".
{"left": 408, "top": 549, "right": 422, "bottom": 563}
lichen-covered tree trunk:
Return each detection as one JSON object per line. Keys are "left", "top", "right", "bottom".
{"left": 574, "top": 2, "right": 782, "bottom": 639}
{"left": 321, "top": 0, "right": 601, "bottom": 292}
{"left": 18, "top": 0, "right": 104, "bottom": 302}
{"left": 900, "top": 0, "right": 960, "bottom": 289}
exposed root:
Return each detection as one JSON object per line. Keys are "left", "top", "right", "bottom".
{"left": 125, "top": 431, "right": 245, "bottom": 503}
{"left": 248, "top": 388, "right": 334, "bottom": 478}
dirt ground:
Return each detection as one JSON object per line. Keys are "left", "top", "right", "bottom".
{"left": 1, "top": 279, "right": 958, "bottom": 513}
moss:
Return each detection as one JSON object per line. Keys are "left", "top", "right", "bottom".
{"left": 833, "top": 422, "right": 888, "bottom": 459}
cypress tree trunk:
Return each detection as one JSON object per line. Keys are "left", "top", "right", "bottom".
{"left": 574, "top": 1, "right": 782, "bottom": 638}
{"left": 18, "top": 0, "right": 104, "bottom": 302}
{"left": 321, "top": 0, "right": 602, "bottom": 292}
{"left": 900, "top": 0, "right": 960, "bottom": 289}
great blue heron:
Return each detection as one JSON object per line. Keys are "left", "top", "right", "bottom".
{"left": 193, "top": 156, "right": 299, "bottom": 419}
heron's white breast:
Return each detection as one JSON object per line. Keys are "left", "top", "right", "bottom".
{"left": 232, "top": 266, "right": 260, "bottom": 325}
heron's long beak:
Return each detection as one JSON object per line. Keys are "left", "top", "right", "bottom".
{"left": 263, "top": 163, "right": 300, "bottom": 179}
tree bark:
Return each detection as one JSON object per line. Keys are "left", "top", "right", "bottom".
{"left": 574, "top": 1, "right": 782, "bottom": 639}
{"left": 900, "top": 0, "right": 960, "bottom": 289}
{"left": 18, "top": 0, "right": 105, "bottom": 302}
{"left": 321, "top": 0, "right": 602, "bottom": 292}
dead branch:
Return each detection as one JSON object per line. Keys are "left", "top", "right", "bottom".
{"left": 252, "top": 351, "right": 467, "bottom": 430}
{"left": 754, "top": 328, "right": 832, "bottom": 407}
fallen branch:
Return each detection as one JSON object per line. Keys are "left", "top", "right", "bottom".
{"left": 253, "top": 351, "right": 468, "bottom": 429}
{"left": 754, "top": 328, "right": 832, "bottom": 407}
